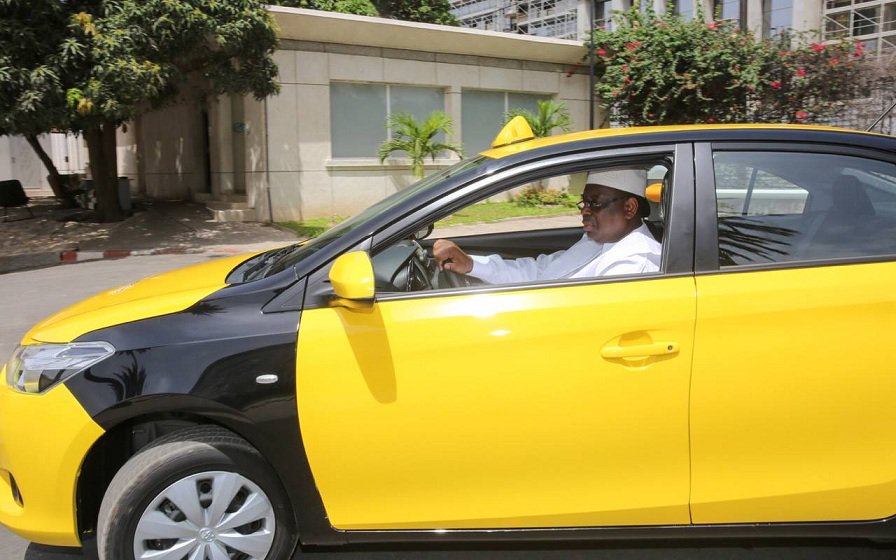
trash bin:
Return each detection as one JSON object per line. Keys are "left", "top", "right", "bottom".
{"left": 78, "top": 179, "right": 95, "bottom": 209}
{"left": 118, "top": 177, "right": 132, "bottom": 211}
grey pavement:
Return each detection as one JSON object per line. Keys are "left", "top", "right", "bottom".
{"left": 0, "top": 197, "right": 301, "bottom": 274}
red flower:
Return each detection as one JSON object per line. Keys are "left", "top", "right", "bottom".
{"left": 853, "top": 42, "right": 865, "bottom": 57}
{"left": 597, "top": 48, "right": 607, "bottom": 57}
{"left": 623, "top": 75, "right": 633, "bottom": 84}
{"left": 708, "top": 21, "right": 719, "bottom": 30}
{"left": 707, "top": 117, "right": 716, "bottom": 123}
{"left": 770, "top": 80, "right": 782, "bottom": 89}
{"left": 795, "top": 110, "right": 809, "bottom": 120}
{"left": 811, "top": 43, "right": 825, "bottom": 53}
{"left": 796, "top": 68, "right": 806, "bottom": 77}
{"left": 612, "top": 89, "right": 620, "bottom": 97}
{"left": 830, "top": 57, "right": 840, "bottom": 65}
{"left": 624, "top": 41, "right": 642, "bottom": 52}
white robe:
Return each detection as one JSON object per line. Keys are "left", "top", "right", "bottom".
{"left": 468, "top": 223, "right": 660, "bottom": 284}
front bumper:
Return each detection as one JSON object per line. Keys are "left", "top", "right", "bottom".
{"left": 0, "top": 371, "right": 104, "bottom": 546}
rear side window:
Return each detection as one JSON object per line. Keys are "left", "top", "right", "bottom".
{"left": 713, "top": 151, "right": 896, "bottom": 266}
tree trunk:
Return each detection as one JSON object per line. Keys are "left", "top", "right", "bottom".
{"left": 24, "top": 133, "right": 77, "bottom": 208}
{"left": 84, "top": 122, "right": 124, "bottom": 222}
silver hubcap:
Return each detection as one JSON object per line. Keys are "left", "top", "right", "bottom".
{"left": 134, "top": 471, "right": 275, "bottom": 560}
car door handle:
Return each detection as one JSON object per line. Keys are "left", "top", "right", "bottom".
{"left": 600, "top": 342, "right": 679, "bottom": 359}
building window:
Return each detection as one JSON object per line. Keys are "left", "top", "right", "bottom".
{"left": 763, "top": 0, "right": 793, "bottom": 37}
{"left": 854, "top": 6, "right": 881, "bottom": 35}
{"left": 674, "top": 0, "right": 696, "bottom": 21}
{"left": 461, "top": 90, "right": 548, "bottom": 155}
{"left": 593, "top": 0, "right": 613, "bottom": 30}
{"left": 330, "top": 83, "right": 445, "bottom": 158}
{"left": 714, "top": 0, "right": 741, "bottom": 22}
{"left": 823, "top": 0, "right": 896, "bottom": 57}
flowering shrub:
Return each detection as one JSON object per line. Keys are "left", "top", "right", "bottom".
{"left": 590, "top": 7, "right": 866, "bottom": 125}
{"left": 514, "top": 186, "right": 577, "bottom": 208}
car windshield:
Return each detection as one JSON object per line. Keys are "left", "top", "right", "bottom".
{"left": 233, "top": 157, "right": 489, "bottom": 282}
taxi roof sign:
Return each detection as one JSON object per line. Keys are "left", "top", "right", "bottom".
{"left": 491, "top": 115, "right": 535, "bottom": 149}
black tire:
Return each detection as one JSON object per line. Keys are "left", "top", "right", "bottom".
{"left": 97, "top": 425, "right": 295, "bottom": 560}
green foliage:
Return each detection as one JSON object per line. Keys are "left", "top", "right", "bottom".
{"left": 514, "top": 186, "right": 577, "bottom": 208}
{"left": 279, "top": 216, "right": 345, "bottom": 237}
{"left": 505, "top": 99, "right": 571, "bottom": 137}
{"left": 378, "top": 111, "right": 464, "bottom": 178}
{"left": 271, "top": 0, "right": 458, "bottom": 24}
{"left": 752, "top": 34, "right": 867, "bottom": 123}
{"left": 272, "top": 0, "right": 378, "bottom": 17}
{"left": 0, "top": 1, "right": 74, "bottom": 136}
{"left": 590, "top": 7, "right": 866, "bottom": 125}
{"left": 373, "top": 0, "right": 459, "bottom": 25}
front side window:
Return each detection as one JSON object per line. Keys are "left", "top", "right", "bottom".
{"left": 714, "top": 151, "right": 896, "bottom": 266}
{"left": 371, "top": 157, "right": 672, "bottom": 293}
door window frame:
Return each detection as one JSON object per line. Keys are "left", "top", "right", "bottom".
{"left": 369, "top": 143, "right": 695, "bottom": 302}
{"left": 695, "top": 141, "right": 896, "bottom": 273}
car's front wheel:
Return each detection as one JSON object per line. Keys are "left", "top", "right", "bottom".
{"left": 97, "top": 425, "right": 295, "bottom": 560}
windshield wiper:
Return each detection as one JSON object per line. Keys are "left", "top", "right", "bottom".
{"left": 239, "top": 244, "right": 302, "bottom": 282}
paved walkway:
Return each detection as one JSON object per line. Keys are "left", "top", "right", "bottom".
{"left": 1, "top": 197, "right": 582, "bottom": 274}
{"left": 0, "top": 198, "right": 300, "bottom": 274}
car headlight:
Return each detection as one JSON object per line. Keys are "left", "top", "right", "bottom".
{"left": 5, "top": 342, "right": 116, "bottom": 394}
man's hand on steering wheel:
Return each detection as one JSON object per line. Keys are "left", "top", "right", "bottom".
{"left": 432, "top": 239, "right": 474, "bottom": 274}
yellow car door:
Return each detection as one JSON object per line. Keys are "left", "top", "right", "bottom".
{"left": 690, "top": 147, "right": 896, "bottom": 523}
{"left": 296, "top": 276, "right": 695, "bottom": 530}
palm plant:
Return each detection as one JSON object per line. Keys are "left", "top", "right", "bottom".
{"left": 378, "top": 111, "right": 464, "bottom": 179}
{"left": 504, "top": 99, "right": 571, "bottom": 138}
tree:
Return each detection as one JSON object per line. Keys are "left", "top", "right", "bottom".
{"left": 271, "top": 0, "right": 378, "bottom": 17}
{"left": 271, "top": 0, "right": 459, "bottom": 24}
{"left": 0, "top": 1, "right": 79, "bottom": 206}
{"left": 590, "top": 7, "right": 866, "bottom": 125}
{"left": 373, "top": 0, "right": 459, "bottom": 25}
{"left": 505, "top": 99, "right": 571, "bottom": 137}
{"left": 378, "top": 111, "right": 463, "bottom": 179}
{"left": 0, "top": 0, "right": 279, "bottom": 222}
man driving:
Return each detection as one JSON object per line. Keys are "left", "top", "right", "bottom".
{"left": 432, "top": 168, "right": 661, "bottom": 284}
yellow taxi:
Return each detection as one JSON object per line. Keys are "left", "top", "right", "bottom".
{"left": 2, "top": 119, "right": 896, "bottom": 559}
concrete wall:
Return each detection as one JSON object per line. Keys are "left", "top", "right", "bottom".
{"left": 0, "top": 134, "right": 81, "bottom": 195}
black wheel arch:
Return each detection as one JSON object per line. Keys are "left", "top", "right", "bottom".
{"left": 75, "top": 400, "right": 302, "bottom": 545}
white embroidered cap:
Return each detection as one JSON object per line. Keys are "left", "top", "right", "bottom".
{"left": 585, "top": 169, "right": 648, "bottom": 198}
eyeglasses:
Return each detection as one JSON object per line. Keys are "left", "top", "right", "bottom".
{"left": 576, "top": 196, "right": 627, "bottom": 212}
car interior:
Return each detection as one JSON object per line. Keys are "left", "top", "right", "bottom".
{"left": 715, "top": 152, "right": 896, "bottom": 266}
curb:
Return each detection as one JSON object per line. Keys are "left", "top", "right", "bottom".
{"left": 59, "top": 245, "right": 262, "bottom": 263}
{"left": 1, "top": 246, "right": 261, "bottom": 274}
{"left": 60, "top": 247, "right": 194, "bottom": 263}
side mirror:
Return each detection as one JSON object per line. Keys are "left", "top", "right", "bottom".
{"left": 329, "top": 251, "right": 375, "bottom": 308}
